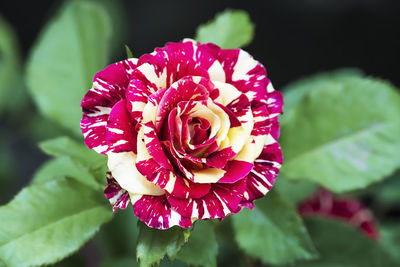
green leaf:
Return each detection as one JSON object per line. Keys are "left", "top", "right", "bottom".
{"left": 231, "top": 189, "right": 317, "bottom": 265}
{"left": 0, "top": 15, "right": 27, "bottom": 115}
{"left": 125, "top": 44, "right": 133, "bottom": 58}
{"left": 26, "top": 0, "right": 111, "bottom": 135}
{"left": 282, "top": 68, "right": 364, "bottom": 124}
{"left": 374, "top": 172, "right": 400, "bottom": 205}
{"left": 275, "top": 177, "right": 318, "bottom": 205}
{"left": 0, "top": 178, "right": 113, "bottom": 266}
{"left": 177, "top": 221, "right": 218, "bottom": 267}
{"left": 101, "top": 258, "right": 139, "bottom": 267}
{"left": 39, "top": 136, "right": 105, "bottom": 168}
{"left": 31, "top": 156, "right": 102, "bottom": 190}
{"left": 195, "top": 9, "right": 254, "bottom": 49}
{"left": 379, "top": 224, "right": 400, "bottom": 263}
{"left": 137, "top": 223, "right": 190, "bottom": 267}
{"left": 95, "top": 209, "right": 139, "bottom": 259}
{"left": 280, "top": 75, "right": 400, "bottom": 192}
{"left": 296, "top": 218, "right": 397, "bottom": 266}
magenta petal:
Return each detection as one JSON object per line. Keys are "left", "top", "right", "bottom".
{"left": 133, "top": 195, "right": 192, "bottom": 229}
{"left": 167, "top": 178, "right": 247, "bottom": 220}
{"left": 206, "top": 147, "right": 236, "bottom": 169}
{"left": 104, "top": 173, "right": 130, "bottom": 212}
{"left": 106, "top": 99, "right": 137, "bottom": 153}
{"left": 218, "top": 160, "right": 254, "bottom": 183}
{"left": 242, "top": 142, "right": 282, "bottom": 203}
{"left": 137, "top": 40, "right": 221, "bottom": 89}
{"left": 143, "top": 121, "right": 173, "bottom": 170}
{"left": 135, "top": 158, "right": 171, "bottom": 189}
{"left": 217, "top": 49, "right": 269, "bottom": 104}
{"left": 225, "top": 94, "right": 251, "bottom": 126}
{"left": 170, "top": 177, "right": 211, "bottom": 199}
{"left": 125, "top": 70, "right": 159, "bottom": 123}
{"left": 81, "top": 59, "right": 136, "bottom": 154}
{"left": 155, "top": 77, "right": 210, "bottom": 132}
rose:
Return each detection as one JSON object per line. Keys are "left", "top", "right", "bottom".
{"left": 298, "top": 189, "right": 379, "bottom": 239}
{"left": 81, "top": 39, "right": 283, "bottom": 229}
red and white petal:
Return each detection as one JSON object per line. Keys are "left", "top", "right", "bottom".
{"left": 106, "top": 99, "right": 137, "bottom": 153}
{"left": 81, "top": 59, "right": 137, "bottom": 154}
{"left": 211, "top": 81, "right": 242, "bottom": 106}
{"left": 136, "top": 127, "right": 210, "bottom": 198}
{"left": 192, "top": 160, "right": 253, "bottom": 184}
{"left": 104, "top": 172, "right": 131, "bottom": 212}
{"left": 137, "top": 40, "right": 225, "bottom": 89}
{"left": 107, "top": 152, "right": 165, "bottom": 196}
{"left": 125, "top": 70, "right": 159, "bottom": 123}
{"left": 265, "top": 90, "right": 284, "bottom": 140}
{"left": 167, "top": 178, "right": 247, "bottom": 220}
{"left": 242, "top": 141, "right": 282, "bottom": 203}
{"left": 217, "top": 49, "right": 269, "bottom": 104}
{"left": 155, "top": 77, "right": 210, "bottom": 132}
{"left": 131, "top": 194, "right": 193, "bottom": 229}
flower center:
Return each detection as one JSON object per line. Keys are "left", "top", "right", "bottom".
{"left": 187, "top": 117, "right": 211, "bottom": 145}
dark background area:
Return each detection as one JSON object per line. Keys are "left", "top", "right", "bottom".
{"left": 0, "top": 0, "right": 399, "bottom": 203}
{"left": 2, "top": 0, "right": 400, "bottom": 87}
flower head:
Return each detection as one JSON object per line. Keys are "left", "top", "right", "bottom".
{"left": 81, "top": 39, "right": 283, "bottom": 229}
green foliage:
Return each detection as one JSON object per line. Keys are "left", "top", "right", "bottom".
{"left": 0, "top": 15, "right": 27, "bottom": 115}
{"left": 39, "top": 136, "right": 105, "bottom": 168}
{"left": 231, "top": 189, "right": 317, "bottom": 265}
{"left": 101, "top": 258, "right": 139, "bottom": 267}
{"left": 125, "top": 44, "right": 134, "bottom": 58}
{"left": 0, "top": 178, "right": 113, "bottom": 266}
{"left": 282, "top": 68, "right": 364, "bottom": 123}
{"left": 137, "top": 222, "right": 190, "bottom": 267}
{"left": 379, "top": 224, "right": 400, "bottom": 263}
{"left": 275, "top": 177, "right": 318, "bottom": 205}
{"left": 195, "top": 9, "right": 254, "bottom": 49}
{"left": 26, "top": 0, "right": 111, "bottom": 135}
{"left": 95, "top": 209, "right": 139, "bottom": 260}
{"left": 296, "top": 218, "right": 398, "bottom": 266}
{"left": 280, "top": 74, "right": 400, "bottom": 192}
{"left": 37, "top": 136, "right": 107, "bottom": 188}
{"left": 32, "top": 156, "right": 101, "bottom": 190}
{"left": 373, "top": 172, "right": 400, "bottom": 205}
{"left": 176, "top": 221, "right": 218, "bottom": 267}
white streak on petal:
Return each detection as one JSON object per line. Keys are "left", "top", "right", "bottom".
{"left": 192, "top": 168, "right": 226, "bottom": 183}
{"left": 136, "top": 63, "right": 167, "bottom": 88}
{"left": 267, "top": 82, "right": 275, "bottom": 93}
{"left": 211, "top": 81, "right": 241, "bottom": 105}
{"left": 234, "top": 135, "right": 268, "bottom": 162}
{"left": 232, "top": 50, "right": 258, "bottom": 81}
{"left": 108, "top": 152, "right": 164, "bottom": 196}
{"left": 208, "top": 60, "right": 226, "bottom": 82}
{"left": 86, "top": 106, "right": 112, "bottom": 117}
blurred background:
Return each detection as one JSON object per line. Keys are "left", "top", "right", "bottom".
{"left": 0, "top": 0, "right": 399, "bottom": 265}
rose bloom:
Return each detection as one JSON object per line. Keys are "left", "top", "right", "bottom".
{"left": 81, "top": 39, "right": 283, "bottom": 229}
{"left": 298, "top": 189, "right": 379, "bottom": 239}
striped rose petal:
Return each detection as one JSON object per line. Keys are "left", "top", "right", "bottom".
{"left": 81, "top": 59, "right": 137, "bottom": 154}
{"left": 217, "top": 49, "right": 270, "bottom": 104}
{"left": 104, "top": 172, "right": 131, "bottom": 212}
{"left": 132, "top": 195, "right": 192, "bottom": 230}
{"left": 106, "top": 99, "right": 137, "bottom": 153}
{"left": 241, "top": 141, "right": 282, "bottom": 204}
{"left": 81, "top": 40, "right": 283, "bottom": 229}
{"left": 166, "top": 178, "right": 247, "bottom": 220}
